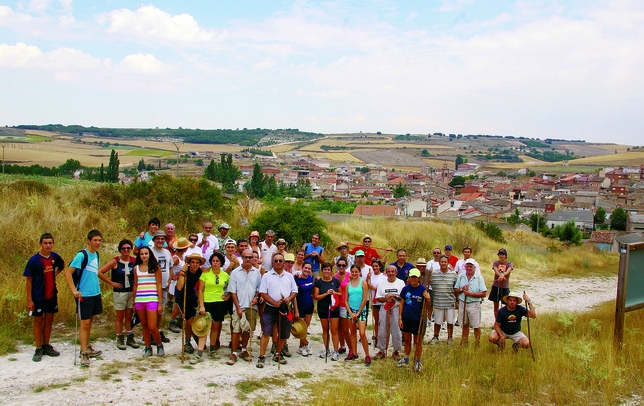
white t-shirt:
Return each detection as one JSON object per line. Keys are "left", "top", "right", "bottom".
{"left": 370, "top": 273, "right": 386, "bottom": 302}
{"left": 359, "top": 264, "right": 373, "bottom": 281}
{"left": 375, "top": 277, "right": 406, "bottom": 307}
{"left": 197, "top": 233, "right": 219, "bottom": 268}
{"left": 260, "top": 241, "right": 278, "bottom": 271}
{"left": 454, "top": 258, "right": 480, "bottom": 278}
{"left": 151, "top": 247, "right": 172, "bottom": 288}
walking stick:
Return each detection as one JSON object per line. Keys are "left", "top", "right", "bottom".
{"left": 248, "top": 309, "right": 253, "bottom": 363}
{"left": 524, "top": 291, "right": 535, "bottom": 361}
{"left": 326, "top": 306, "right": 330, "bottom": 363}
{"left": 413, "top": 296, "right": 425, "bottom": 372}
{"left": 181, "top": 287, "right": 187, "bottom": 364}
{"left": 385, "top": 305, "right": 391, "bottom": 358}
{"left": 75, "top": 299, "right": 80, "bottom": 366}
{"left": 277, "top": 311, "right": 282, "bottom": 370}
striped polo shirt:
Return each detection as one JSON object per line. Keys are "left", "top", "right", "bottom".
{"left": 430, "top": 268, "right": 457, "bottom": 309}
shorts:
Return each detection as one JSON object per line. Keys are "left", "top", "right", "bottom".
{"left": 113, "top": 291, "right": 133, "bottom": 311}
{"left": 433, "top": 308, "right": 454, "bottom": 325}
{"left": 232, "top": 308, "right": 258, "bottom": 333}
{"left": 178, "top": 297, "right": 198, "bottom": 320}
{"left": 135, "top": 301, "right": 159, "bottom": 312}
{"left": 76, "top": 295, "right": 103, "bottom": 320}
{"left": 401, "top": 316, "right": 420, "bottom": 334}
{"left": 347, "top": 307, "right": 367, "bottom": 322}
{"left": 339, "top": 307, "right": 347, "bottom": 318}
{"left": 299, "top": 306, "right": 314, "bottom": 316}
{"left": 317, "top": 307, "right": 340, "bottom": 320}
{"left": 488, "top": 286, "right": 510, "bottom": 303}
{"left": 226, "top": 298, "right": 234, "bottom": 315}
{"left": 204, "top": 301, "right": 227, "bottom": 322}
{"left": 503, "top": 331, "right": 527, "bottom": 343}
{"left": 372, "top": 304, "right": 381, "bottom": 312}
{"left": 312, "top": 271, "right": 320, "bottom": 280}
{"left": 260, "top": 305, "right": 292, "bottom": 339}
{"left": 32, "top": 297, "right": 58, "bottom": 316}
{"left": 458, "top": 301, "right": 482, "bottom": 329}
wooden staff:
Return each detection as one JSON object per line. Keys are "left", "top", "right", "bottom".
{"left": 524, "top": 291, "right": 535, "bottom": 361}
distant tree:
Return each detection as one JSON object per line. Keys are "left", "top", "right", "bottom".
{"left": 507, "top": 208, "right": 522, "bottom": 225}
{"left": 611, "top": 207, "right": 628, "bottom": 231}
{"left": 204, "top": 153, "right": 241, "bottom": 190}
{"left": 527, "top": 170, "right": 537, "bottom": 177}
{"left": 106, "top": 149, "right": 120, "bottom": 183}
{"left": 99, "top": 163, "right": 105, "bottom": 183}
{"left": 448, "top": 176, "right": 465, "bottom": 188}
{"left": 137, "top": 158, "right": 145, "bottom": 171}
{"left": 245, "top": 163, "right": 266, "bottom": 198}
{"left": 594, "top": 207, "right": 606, "bottom": 224}
{"left": 497, "top": 171, "right": 507, "bottom": 177}
{"left": 58, "top": 159, "right": 82, "bottom": 175}
{"left": 455, "top": 154, "right": 464, "bottom": 169}
{"left": 392, "top": 183, "right": 410, "bottom": 198}
{"left": 554, "top": 220, "right": 583, "bottom": 245}
{"left": 529, "top": 212, "right": 546, "bottom": 232}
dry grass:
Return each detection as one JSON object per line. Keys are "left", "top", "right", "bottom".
{"left": 570, "top": 151, "right": 644, "bottom": 166}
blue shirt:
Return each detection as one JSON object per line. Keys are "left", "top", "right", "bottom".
{"left": 390, "top": 261, "right": 414, "bottom": 282}
{"left": 134, "top": 232, "right": 154, "bottom": 249}
{"left": 295, "top": 275, "right": 314, "bottom": 310}
{"left": 304, "top": 243, "right": 324, "bottom": 272}
{"left": 400, "top": 284, "right": 426, "bottom": 321}
{"left": 69, "top": 250, "right": 100, "bottom": 297}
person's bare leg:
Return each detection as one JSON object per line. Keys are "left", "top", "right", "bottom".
{"left": 33, "top": 315, "right": 44, "bottom": 348}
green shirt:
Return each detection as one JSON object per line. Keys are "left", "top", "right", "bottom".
{"left": 200, "top": 270, "right": 229, "bottom": 303}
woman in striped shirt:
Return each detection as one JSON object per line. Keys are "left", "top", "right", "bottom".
{"left": 132, "top": 246, "right": 164, "bottom": 356}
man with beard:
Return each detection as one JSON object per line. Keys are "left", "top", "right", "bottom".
{"left": 488, "top": 292, "right": 536, "bottom": 352}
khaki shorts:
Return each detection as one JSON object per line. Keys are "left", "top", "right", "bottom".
{"left": 113, "top": 291, "right": 133, "bottom": 311}
{"left": 231, "top": 308, "right": 258, "bottom": 334}
{"left": 433, "top": 307, "right": 455, "bottom": 325}
{"left": 458, "top": 301, "right": 482, "bottom": 329}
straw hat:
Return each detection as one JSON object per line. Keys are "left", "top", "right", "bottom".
{"left": 291, "top": 319, "right": 307, "bottom": 340}
{"left": 192, "top": 313, "right": 213, "bottom": 337}
{"left": 175, "top": 237, "right": 190, "bottom": 250}
{"left": 502, "top": 292, "right": 523, "bottom": 305}
{"left": 185, "top": 253, "right": 206, "bottom": 266}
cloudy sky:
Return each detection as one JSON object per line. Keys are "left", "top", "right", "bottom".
{"left": 0, "top": 1, "right": 642, "bottom": 144}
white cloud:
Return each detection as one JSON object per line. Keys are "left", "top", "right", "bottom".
{"left": 100, "top": 5, "right": 217, "bottom": 45}
{"left": 0, "top": 42, "right": 42, "bottom": 68}
{"left": 118, "top": 53, "right": 165, "bottom": 75}
{"left": 0, "top": 5, "right": 32, "bottom": 25}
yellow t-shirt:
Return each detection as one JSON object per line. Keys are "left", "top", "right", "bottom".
{"left": 200, "top": 270, "right": 229, "bottom": 303}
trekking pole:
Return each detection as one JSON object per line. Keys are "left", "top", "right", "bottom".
{"left": 524, "top": 291, "right": 535, "bottom": 361}
{"left": 413, "top": 297, "right": 425, "bottom": 372}
{"left": 75, "top": 299, "right": 80, "bottom": 366}
{"left": 385, "top": 306, "right": 391, "bottom": 358}
{"left": 277, "top": 311, "right": 282, "bottom": 370}
{"left": 248, "top": 309, "right": 253, "bottom": 363}
{"left": 181, "top": 287, "right": 187, "bottom": 364}
{"left": 326, "top": 307, "right": 330, "bottom": 364}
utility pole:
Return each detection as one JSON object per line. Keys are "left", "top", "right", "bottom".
{"left": 1, "top": 142, "right": 5, "bottom": 174}
{"left": 173, "top": 141, "right": 183, "bottom": 177}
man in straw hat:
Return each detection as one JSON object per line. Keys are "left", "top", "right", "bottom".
{"left": 227, "top": 249, "right": 261, "bottom": 364}
{"left": 488, "top": 292, "right": 536, "bottom": 352}
{"left": 455, "top": 259, "right": 486, "bottom": 345}
{"left": 216, "top": 223, "right": 231, "bottom": 251}
{"left": 256, "top": 252, "right": 298, "bottom": 368}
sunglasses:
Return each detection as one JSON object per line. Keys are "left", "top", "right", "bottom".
{"left": 364, "top": 240, "right": 371, "bottom": 243}
{"left": 337, "top": 264, "right": 347, "bottom": 267}
{"left": 242, "top": 255, "right": 253, "bottom": 259}
{"left": 121, "top": 246, "right": 132, "bottom": 251}
{"left": 273, "top": 259, "right": 284, "bottom": 263}
{"left": 189, "top": 239, "right": 198, "bottom": 242}
{"left": 216, "top": 275, "right": 220, "bottom": 284}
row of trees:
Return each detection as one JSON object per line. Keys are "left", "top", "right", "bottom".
{"left": 244, "top": 163, "right": 312, "bottom": 199}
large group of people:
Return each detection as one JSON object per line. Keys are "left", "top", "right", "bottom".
{"left": 23, "top": 221, "right": 537, "bottom": 370}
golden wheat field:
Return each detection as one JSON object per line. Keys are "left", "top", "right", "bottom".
{"left": 569, "top": 150, "right": 644, "bottom": 166}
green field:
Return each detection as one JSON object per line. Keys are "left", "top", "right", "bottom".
{"left": 124, "top": 148, "right": 174, "bottom": 157}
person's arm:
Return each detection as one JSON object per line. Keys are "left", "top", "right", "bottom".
{"left": 177, "top": 270, "right": 186, "bottom": 291}
{"left": 504, "top": 265, "right": 514, "bottom": 279}
{"left": 318, "top": 248, "right": 325, "bottom": 263}
{"left": 155, "top": 267, "right": 163, "bottom": 315}
{"left": 494, "top": 321, "right": 505, "bottom": 347}
{"left": 64, "top": 266, "right": 82, "bottom": 299}
{"left": 132, "top": 269, "right": 138, "bottom": 304}
{"left": 197, "top": 280, "right": 206, "bottom": 315}
{"left": 98, "top": 258, "right": 118, "bottom": 288}
{"left": 313, "top": 287, "right": 323, "bottom": 301}
{"left": 344, "top": 283, "right": 351, "bottom": 311}
{"left": 293, "top": 296, "right": 300, "bottom": 319}
{"left": 523, "top": 293, "right": 536, "bottom": 318}
{"left": 397, "top": 289, "right": 405, "bottom": 328}
{"left": 26, "top": 277, "right": 34, "bottom": 312}
{"left": 358, "top": 280, "right": 368, "bottom": 314}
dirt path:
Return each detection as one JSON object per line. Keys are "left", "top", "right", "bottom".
{"left": 0, "top": 275, "right": 617, "bottom": 405}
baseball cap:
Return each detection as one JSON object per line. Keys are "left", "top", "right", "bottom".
{"left": 218, "top": 223, "right": 231, "bottom": 230}
{"left": 409, "top": 268, "right": 421, "bottom": 278}
{"left": 498, "top": 248, "right": 508, "bottom": 256}
{"left": 355, "top": 250, "right": 365, "bottom": 256}
{"left": 465, "top": 258, "right": 477, "bottom": 266}
{"left": 445, "top": 245, "right": 453, "bottom": 250}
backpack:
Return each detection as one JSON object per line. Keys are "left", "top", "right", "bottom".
{"left": 72, "top": 249, "right": 100, "bottom": 290}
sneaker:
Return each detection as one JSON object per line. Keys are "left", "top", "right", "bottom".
{"left": 256, "top": 355, "right": 265, "bottom": 368}
{"left": 331, "top": 351, "right": 339, "bottom": 361}
{"left": 143, "top": 346, "right": 153, "bottom": 357}
{"left": 298, "top": 346, "right": 309, "bottom": 357}
{"left": 319, "top": 349, "right": 330, "bottom": 358}
{"left": 160, "top": 331, "right": 170, "bottom": 343}
{"left": 447, "top": 338, "right": 454, "bottom": 346}
{"left": 374, "top": 351, "right": 386, "bottom": 360}
{"left": 307, "top": 343, "right": 313, "bottom": 355}
{"left": 213, "top": 341, "right": 221, "bottom": 350}
{"left": 209, "top": 349, "right": 220, "bottom": 359}
{"left": 156, "top": 344, "right": 165, "bottom": 357}
{"left": 281, "top": 344, "right": 292, "bottom": 358}
{"left": 429, "top": 336, "right": 440, "bottom": 345}
{"left": 338, "top": 346, "right": 346, "bottom": 354}
{"left": 168, "top": 320, "right": 182, "bottom": 333}
{"left": 512, "top": 342, "right": 519, "bottom": 353}
{"left": 116, "top": 335, "right": 126, "bottom": 350}
{"left": 32, "top": 347, "right": 43, "bottom": 362}
{"left": 272, "top": 354, "right": 288, "bottom": 364}
{"left": 184, "top": 343, "right": 194, "bottom": 354}
{"left": 226, "top": 354, "right": 238, "bottom": 365}
{"left": 365, "top": 356, "right": 372, "bottom": 366}
{"left": 398, "top": 357, "right": 409, "bottom": 367}
{"left": 126, "top": 333, "right": 140, "bottom": 349}
{"left": 392, "top": 351, "right": 401, "bottom": 361}
{"left": 239, "top": 350, "right": 251, "bottom": 362}
{"left": 87, "top": 345, "right": 102, "bottom": 358}
{"left": 190, "top": 353, "right": 204, "bottom": 364}
{"left": 270, "top": 343, "right": 277, "bottom": 355}
{"left": 42, "top": 344, "right": 60, "bottom": 357}
{"left": 80, "top": 351, "right": 90, "bottom": 367}
{"left": 414, "top": 360, "right": 422, "bottom": 372}
{"left": 455, "top": 322, "right": 460, "bottom": 327}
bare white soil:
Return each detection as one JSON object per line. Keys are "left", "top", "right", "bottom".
{"left": 0, "top": 275, "right": 617, "bottom": 406}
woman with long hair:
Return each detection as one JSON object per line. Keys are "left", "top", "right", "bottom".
{"left": 192, "top": 252, "right": 229, "bottom": 363}
{"left": 345, "top": 264, "right": 371, "bottom": 365}
{"left": 132, "top": 247, "right": 164, "bottom": 356}
{"left": 292, "top": 250, "right": 306, "bottom": 275}
{"left": 176, "top": 253, "right": 204, "bottom": 355}
{"left": 99, "top": 239, "right": 139, "bottom": 350}
{"left": 313, "top": 261, "right": 341, "bottom": 361}
{"left": 295, "top": 262, "right": 314, "bottom": 356}
{"left": 335, "top": 257, "right": 350, "bottom": 355}
{"left": 369, "top": 259, "right": 386, "bottom": 344}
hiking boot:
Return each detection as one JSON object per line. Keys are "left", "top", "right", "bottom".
{"left": 512, "top": 342, "right": 519, "bottom": 353}
{"left": 160, "top": 331, "right": 170, "bottom": 343}
{"left": 374, "top": 351, "right": 386, "bottom": 360}
{"left": 87, "top": 345, "right": 102, "bottom": 358}
{"left": 156, "top": 344, "right": 165, "bottom": 356}
{"left": 239, "top": 350, "right": 251, "bottom": 362}
{"left": 226, "top": 354, "right": 238, "bottom": 365}
{"left": 338, "top": 346, "right": 346, "bottom": 354}
{"left": 429, "top": 336, "right": 440, "bottom": 345}
{"left": 168, "top": 319, "right": 182, "bottom": 333}
{"left": 184, "top": 343, "right": 194, "bottom": 354}
{"left": 365, "top": 356, "right": 372, "bottom": 366}
{"left": 126, "top": 333, "right": 140, "bottom": 349}
{"left": 42, "top": 344, "right": 60, "bottom": 357}
{"left": 398, "top": 357, "right": 409, "bottom": 367}
{"left": 414, "top": 360, "right": 422, "bottom": 372}
{"left": 281, "top": 344, "right": 292, "bottom": 358}
{"left": 298, "top": 346, "right": 309, "bottom": 356}
{"left": 272, "top": 354, "right": 288, "bottom": 365}
{"left": 190, "top": 352, "right": 204, "bottom": 364}
{"left": 447, "top": 338, "right": 454, "bottom": 346}
{"left": 32, "top": 347, "right": 43, "bottom": 362}
{"left": 143, "top": 346, "right": 153, "bottom": 357}
{"left": 213, "top": 341, "right": 221, "bottom": 350}
{"left": 392, "top": 351, "right": 401, "bottom": 361}
{"left": 256, "top": 355, "right": 265, "bottom": 368}
{"left": 319, "top": 349, "right": 330, "bottom": 358}
{"left": 80, "top": 351, "right": 90, "bottom": 367}
{"left": 270, "top": 343, "right": 277, "bottom": 355}
{"left": 331, "top": 351, "right": 339, "bottom": 361}
{"left": 116, "top": 335, "right": 126, "bottom": 350}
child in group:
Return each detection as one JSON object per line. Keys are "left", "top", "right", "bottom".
{"left": 132, "top": 246, "right": 165, "bottom": 357}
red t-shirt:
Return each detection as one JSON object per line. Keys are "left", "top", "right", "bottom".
{"left": 350, "top": 246, "right": 380, "bottom": 265}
